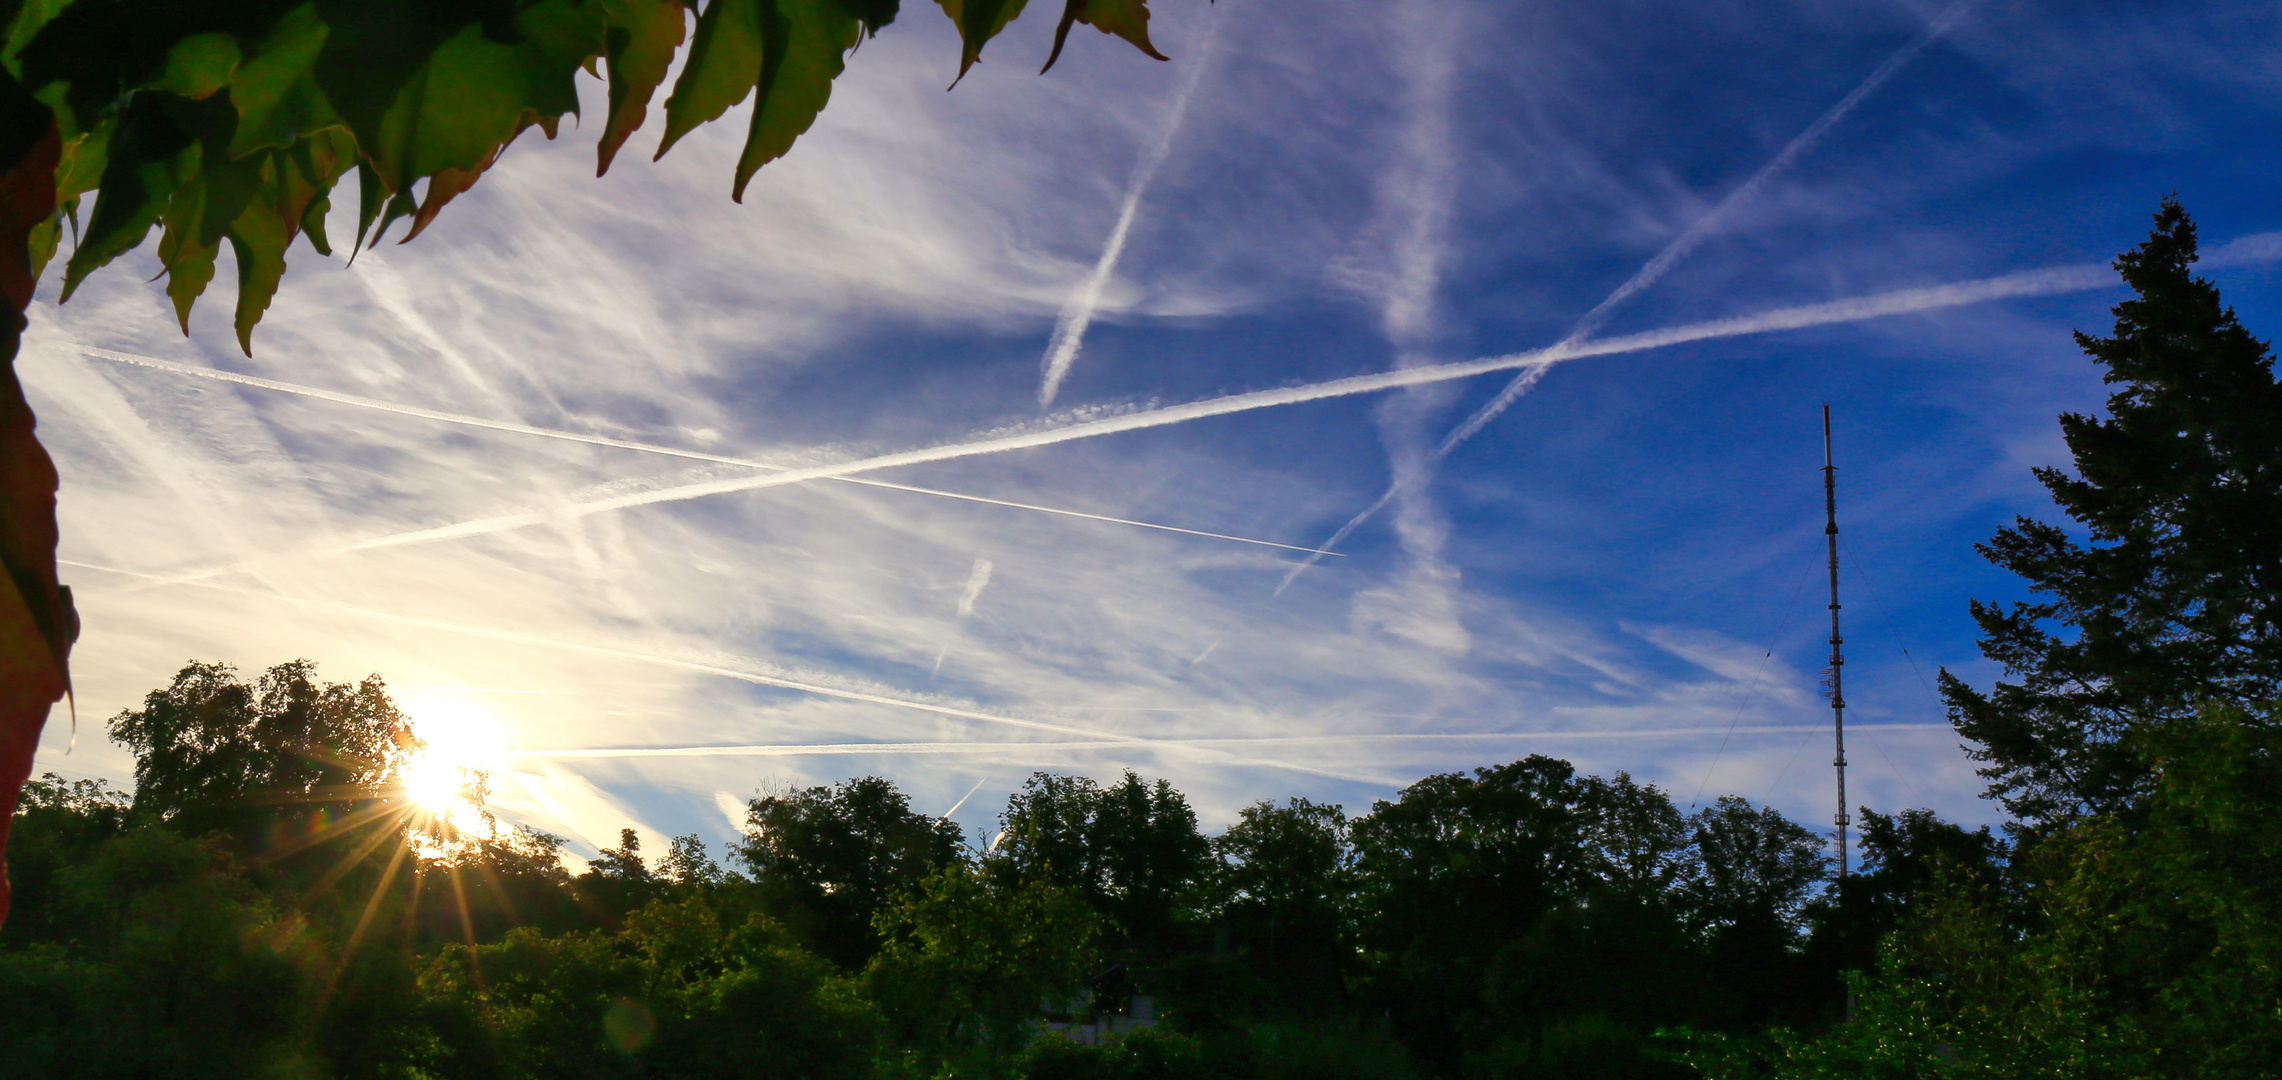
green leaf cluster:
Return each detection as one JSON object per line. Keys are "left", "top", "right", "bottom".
{"left": 0, "top": 0, "right": 1179, "bottom": 353}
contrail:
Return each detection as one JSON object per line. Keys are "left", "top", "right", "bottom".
{"left": 955, "top": 557, "right": 994, "bottom": 619}
{"left": 508, "top": 723, "right": 1953, "bottom": 758}
{"left": 1278, "top": 0, "right": 1988, "bottom": 590}
{"left": 940, "top": 774, "right": 992, "bottom": 819}
{"left": 935, "top": 555, "right": 993, "bottom": 678}
{"left": 228, "top": 258, "right": 2164, "bottom": 561}
{"left": 75, "top": 346, "right": 1342, "bottom": 558}
{"left": 1567, "top": 0, "right": 1987, "bottom": 347}
{"left": 1275, "top": 485, "right": 1395, "bottom": 594}
{"left": 1037, "top": 4, "right": 1226, "bottom": 407}
{"left": 59, "top": 558, "right": 1386, "bottom": 785}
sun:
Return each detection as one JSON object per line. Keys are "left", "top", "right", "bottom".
{"left": 400, "top": 694, "right": 510, "bottom": 821}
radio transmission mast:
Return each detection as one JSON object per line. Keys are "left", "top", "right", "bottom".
{"left": 1821, "top": 405, "right": 1850, "bottom": 878}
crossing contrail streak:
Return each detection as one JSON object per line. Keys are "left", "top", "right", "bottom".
{"left": 1564, "top": 0, "right": 1987, "bottom": 348}
{"left": 74, "top": 346, "right": 1340, "bottom": 558}
{"left": 508, "top": 723, "right": 1952, "bottom": 758}
{"left": 229, "top": 258, "right": 2154, "bottom": 561}
{"left": 58, "top": 559, "right": 1385, "bottom": 785}
{"left": 1037, "top": 4, "right": 1226, "bottom": 407}
{"left": 1280, "top": 0, "right": 1989, "bottom": 590}
{"left": 1452, "top": 0, "right": 1987, "bottom": 444}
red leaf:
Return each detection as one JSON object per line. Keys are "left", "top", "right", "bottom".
{"left": 0, "top": 122, "right": 74, "bottom": 928}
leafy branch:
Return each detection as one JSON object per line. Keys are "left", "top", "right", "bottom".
{"left": 2, "top": 0, "right": 1174, "bottom": 353}
{"left": 0, "top": 0, "right": 1184, "bottom": 926}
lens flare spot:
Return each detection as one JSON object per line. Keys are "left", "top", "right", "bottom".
{"left": 604, "top": 997, "right": 656, "bottom": 1054}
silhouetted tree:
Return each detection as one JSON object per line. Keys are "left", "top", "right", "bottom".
{"left": 1686, "top": 706, "right": 2282, "bottom": 1079}
{"left": 578, "top": 827, "right": 665, "bottom": 918}
{"left": 1206, "top": 797, "right": 1351, "bottom": 1013}
{"left": 1346, "top": 756, "right": 1591, "bottom": 1073}
{"left": 1801, "top": 806, "right": 2009, "bottom": 1010}
{"left": 1680, "top": 796, "right": 1830, "bottom": 1031}
{"left": 1941, "top": 197, "right": 2282, "bottom": 824}
{"left": 736, "top": 776, "right": 964, "bottom": 968}
{"left": 107, "top": 660, "right": 415, "bottom": 842}
{"left": 1578, "top": 771, "right": 1694, "bottom": 905}
{"left": 993, "top": 770, "right": 1210, "bottom": 948}
{"left": 655, "top": 833, "right": 726, "bottom": 891}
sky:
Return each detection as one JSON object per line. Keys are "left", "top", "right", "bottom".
{"left": 19, "top": 0, "right": 2282, "bottom": 866}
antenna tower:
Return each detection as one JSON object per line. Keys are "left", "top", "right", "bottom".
{"left": 1821, "top": 404, "right": 1849, "bottom": 878}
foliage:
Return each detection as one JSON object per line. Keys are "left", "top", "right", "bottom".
{"left": 0, "top": 772, "right": 126, "bottom": 938}
{"left": 1344, "top": 756, "right": 1597, "bottom": 1071}
{"left": 0, "top": 826, "right": 333, "bottom": 1079}
{"left": 866, "top": 859, "right": 1102, "bottom": 1055}
{"left": 421, "top": 897, "right": 884, "bottom": 1080}
{"left": 106, "top": 658, "right": 416, "bottom": 839}
{"left": 738, "top": 774, "right": 966, "bottom": 967}
{"left": 1672, "top": 703, "right": 2282, "bottom": 1080}
{"left": 0, "top": 0, "right": 1193, "bottom": 926}
{"left": 1018, "top": 1027, "right": 1212, "bottom": 1080}
{"left": 1015, "top": 1021, "right": 1423, "bottom": 1080}
{"left": 655, "top": 831, "right": 725, "bottom": 889}
{"left": 0, "top": 0, "right": 1182, "bottom": 354}
{"left": 993, "top": 769, "right": 1211, "bottom": 946}
{"left": 1940, "top": 196, "right": 2282, "bottom": 824}
{"left": 1797, "top": 806, "right": 2009, "bottom": 1004}
{"left": 1196, "top": 797, "right": 1348, "bottom": 1016}
{"left": 1205, "top": 796, "right": 1348, "bottom": 927}
{"left": 56, "top": 657, "right": 2270, "bottom": 1078}
{"left": 1579, "top": 770, "right": 1694, "bottom": 902}
{"left": 1685, "top": 795, "right": 1829, "bottom": 935}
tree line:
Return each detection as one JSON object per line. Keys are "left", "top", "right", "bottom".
{"left": 0, "top": 649, "right": 1887, "bottom": 1078}
{"left": 3, "top": 198, "right": 2279, "bottom": 1078}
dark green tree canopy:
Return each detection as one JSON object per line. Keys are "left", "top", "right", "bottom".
{"left": 1941, "top": 196, "right": 2282, "bottom": 823}
{"left": 1577, "top": 770, "right": 1692, "bottom": 905}
{"left": 1684, "top": 794, "right": 1828, "bottom": 935}
{"left": 1347, "top": 755, "right": 1589, "bottom": 950}
{"left": 1855, "top": 807, "right": 2005, "bottom": 904}
{"left": 992, "top": 768, "right": 1209, "bottom": 944}
{"left": 1206, "top": 796, "right": 1348, "bottom": 928}
{"left": 735, "top": 774, "right": 963, "bottom": 967}
{"left": 105, "top": 658, "right": 414, "bottom": 837}
{"left": 25, "top": 653, "right": 1882, "bottom": 1079}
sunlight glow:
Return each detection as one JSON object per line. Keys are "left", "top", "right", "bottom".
{"left": 400, "top": 694, "right": 511, "bottom": 829}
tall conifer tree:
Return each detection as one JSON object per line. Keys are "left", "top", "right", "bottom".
{"left": 1941, "top": 196, "right": 2282, "bottom": 823}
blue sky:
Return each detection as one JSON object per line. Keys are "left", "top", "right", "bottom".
{"left": 20, "top": 0, "right": 2282, "bottom": 863}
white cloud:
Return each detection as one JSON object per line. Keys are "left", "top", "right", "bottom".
{"left": 24, "top": 0, "right": 2266, "bottom": 855}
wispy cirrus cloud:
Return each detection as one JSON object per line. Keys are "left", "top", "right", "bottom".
{"left": 20, "top": 0, "right": 2278, "bottom": 862}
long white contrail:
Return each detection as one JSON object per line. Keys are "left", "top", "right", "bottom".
{"left": 75, "top": 346, "right": 1339, "bottom": 558}
{"left": 1564, "top": 0, "right": 1986, "bottom": 347}
{"left": 940, "top": 774, "right": 993, "bottom": 819}
{"left": 1278, "top": 0, "right": 1989, "bottom": 591}
{"left": 508, "top": 722, "right": 1952, "bottom": 758}
{"left": 59, "top": 558, "right": 1386, "bottom": 785}
{"left": 1037, "top": 4, "right": 1226, "bottom": 407}
{"left": 237, "top": 258, "right": 2153, "bottom": 561}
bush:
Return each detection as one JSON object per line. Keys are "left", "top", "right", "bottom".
{"left": 1016, "top": 1028, "right": 1210, "bottom": 1080}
